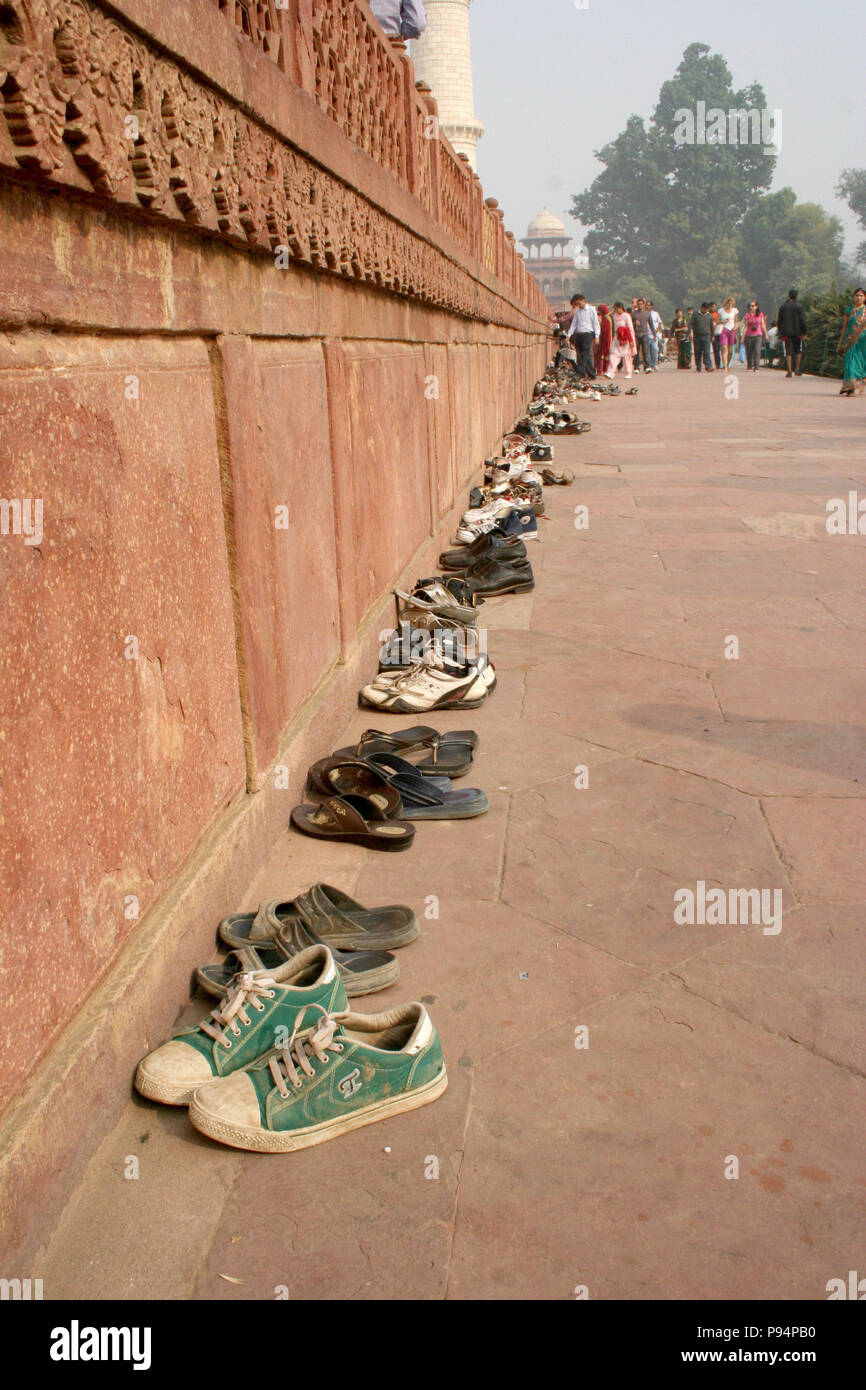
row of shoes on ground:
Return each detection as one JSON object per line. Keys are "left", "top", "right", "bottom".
{"left": 135, "top": 934, "right": 446, "bottom": 1153}
{"left": 533, "top": 363, "right": 621, "bottom": 398}
{"left": 495, "top": 423, "right": 573, "bottom": 485}
{"left": 131, "top": 384, "right": 570, "bottom": 1148}
{"left": 290, "top": 724, "right": 488, "bottom": 850}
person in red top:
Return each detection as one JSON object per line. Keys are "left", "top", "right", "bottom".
{"left": 742, "top": 300, "right": 767, "bottom": 372}
{"left": 604, "top": 302, "right": 637, "bottom": 379}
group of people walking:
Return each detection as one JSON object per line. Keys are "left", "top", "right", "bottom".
{"left": 671, "top": 298, "right": 773, "bottom": 374}
{"left": 557, "top": 294, "right": 665, "bottom": 381}
{"left": 557, "top": 287, "right": 866, "bottom": 395}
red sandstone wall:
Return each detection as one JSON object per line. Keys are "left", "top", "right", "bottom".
{"left": 0, "top": 0, "right": 548, "bottom": 1127}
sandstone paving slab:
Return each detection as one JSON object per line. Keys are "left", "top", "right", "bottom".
{"left": 364, "top": 897, "right": 646, "bottom": 1068}
{"left": 654, "top": 550, "right": 849, "bottom": 598}
{"left": 815, "top": 592, "right": 866, "bottom": 629}
{"left": 668, "top": 906, "right": 866, "bottom": 1076}
{"left": 531, "top": 592, "right": 686, "bottom": 646}
{"left": 635, "top": 718, "right": 865, "bottom": 799}
{"left": 679, "top": 593, "right": 845, "bottom": 629}
{"left": 760, "top": 799, "right": 866, "bottom": 904}
{"left": 192, "top": 1066, "right": 472, "bottom": 1301}
{"left": 467, "top": 717, "right": 623, "bottom": 797}
{"left": 541, "top": 617, "right": 866, "bottom": 676}
{"left": 526, "top": 645, "right": 721, "bottom": 755}
{"left": 501, "top": 758, "right": 793, "bottom": 969}
{"left": 643, "top": 515, "right": 755, "bottom": 536}
{"left": 710, "top": 666, "right": 866, "bottom": 724}
{"left": 706, "top": 626, "right": 866, "bottom": 669}
{"left": 353, "top": 793, "right": 511, "bottom": 907}
{"left": 445, "top": 981, "right": 866, "bottom": 1300}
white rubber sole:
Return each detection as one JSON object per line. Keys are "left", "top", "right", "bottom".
{"left": 189, "top": 1067, "right": 448, "bottom": 1153}
{"left": 134, "top": 1064, "right": 206, "bottom": 1107}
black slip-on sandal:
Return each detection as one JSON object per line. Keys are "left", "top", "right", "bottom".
{"left": 290, "top": 795, "right": 415, "bottom": 852}
{"left": 306, "top": 757, "right": 403, "bottom": 816}
{"left": 334, "top": 729, "right": 476, "bottom": 777}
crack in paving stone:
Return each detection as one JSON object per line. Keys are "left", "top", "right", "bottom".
{"left": 665, "top": 975, "right": 866, "bottom": 1081}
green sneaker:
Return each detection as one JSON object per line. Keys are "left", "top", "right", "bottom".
{"left": 135, "top": 945, "right": 347, "bottom": 1106}
{"left": 188, "top": 1001, "right": 447, "bottom": 1152}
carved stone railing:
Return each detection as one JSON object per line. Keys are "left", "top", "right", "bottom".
{"left": 0, "top": 0, "right": 547, "bottom": 323}
{"left": 203, "top": 0, "right": 543, "bottom": 315}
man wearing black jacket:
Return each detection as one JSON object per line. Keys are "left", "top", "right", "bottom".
{"left": 691, "top": 304, "right": 715, "bottom": 372}
{"left": 777, "top": 289, "right": 807, "bottom": 377}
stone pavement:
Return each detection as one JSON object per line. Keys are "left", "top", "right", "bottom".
{"left": 38, "top": 366, "right": 865, "bottom": 1301}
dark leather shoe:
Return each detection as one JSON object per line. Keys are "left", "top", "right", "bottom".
{"left": 439, "top": 532, "right": 527, "bottom": 570}
{"left": 463, "top": 556, "right": 535, "bottom": 596}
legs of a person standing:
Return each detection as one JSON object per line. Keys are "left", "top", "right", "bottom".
{"left": 648, "top": 336, "right": 659, "bottom": 369}
{"left": 576, "top": 332, "right": 596, "bottom": 378}
{"left": 745, "top": 336, "right": 760, "bottom": 371}
{"left": 695, "top": 338, "right": 713, "bottom": 372}
{"left": 712, "top": 335, "right": 722, "bottom": 369}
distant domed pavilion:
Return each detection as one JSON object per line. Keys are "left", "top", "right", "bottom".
{"left": 520, "top": 209, "right": 583, "bottom": 311}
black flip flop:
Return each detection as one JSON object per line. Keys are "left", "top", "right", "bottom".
{"left": 334, "top": 729, "right": 475, "bottom": 777}
{"left": 290, "top": 795, "right": 415, "bottom": 852}
{"left": 306, "top": 757, "right": 403, "bottom": 815}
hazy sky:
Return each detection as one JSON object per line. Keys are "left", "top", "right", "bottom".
{"left": 463, "top": 0, "right": 865, "bottom": 261}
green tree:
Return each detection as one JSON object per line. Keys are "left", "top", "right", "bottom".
{"left": 577, "top": 267, "right": 673, "bottom": 323}
{"left": 572, "top": 43, "right": 776, "bottom": 303}
{"left": 681, "top": 231, "right": 751, "bottom": 308}
{"left": 801, "top": 286, "right": 857, "bottom": 378}
{"left": 837, "top": 168, "right": 866, "bottom": 267}
{"left": 740, "top": 190, "right": 844, "bottom": 313}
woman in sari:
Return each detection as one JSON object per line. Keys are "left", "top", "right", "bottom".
{"left": 594, "top": 303, "right": 613, "bottom": 376}
{"left": 837, "top": 288, "right": 866, "bottom": 396}
{"left": 669, "top": 308, "right": 691, "bottom": 368}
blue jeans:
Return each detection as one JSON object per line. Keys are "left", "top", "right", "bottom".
{"left": 694, "top": 337, "right": 713, "bottom": 371}
{"left": 647, "top": 336, "right": 659, "bottom": 369}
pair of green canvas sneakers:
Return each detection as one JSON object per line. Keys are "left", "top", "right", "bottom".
{"left": 135, "top": 945, "right": 446, "bottom": 1153}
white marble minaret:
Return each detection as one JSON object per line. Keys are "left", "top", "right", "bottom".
{"left": 411, "top": 0, "right": 484, "bottom": 170}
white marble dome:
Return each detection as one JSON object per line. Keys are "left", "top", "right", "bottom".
{"left": 526, "top": 208, "right": 567, "bottom": 238}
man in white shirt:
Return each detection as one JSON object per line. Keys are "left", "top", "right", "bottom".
{"left": 647, "top": 300, "right": 663, "bottom": 370}
{"left": 567, "top": 293, "right": 601, "bottom": 379}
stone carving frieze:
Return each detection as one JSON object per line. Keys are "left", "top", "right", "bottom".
{"left": 0, "top": 0, "right": 542, "bottom": 327}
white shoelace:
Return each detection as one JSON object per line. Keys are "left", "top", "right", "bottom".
{"left": 199, "top": 972, "right": 277, "bottom": 1049}
{"left": 267, "top": 1004, "right": 347, "bottom": 1098}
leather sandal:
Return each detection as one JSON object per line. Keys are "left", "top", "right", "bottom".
{"left": 306, "top": 757, "right": 403, "bottom": 816}
{"left": 313, "top": 754, "right": 486, "bottom": 820}
{"left": 291, "top": 794, "right": 415, "bottom": 852}
{"left": 218, "top": 885, "right": 418, "bottom": 952}
{"left": 334, "top": 728, "right": 476, "bottom": 776}
{"left": 541, "top": 468, "right": 575, "bottom": 485}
